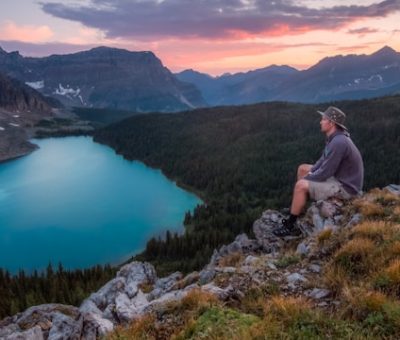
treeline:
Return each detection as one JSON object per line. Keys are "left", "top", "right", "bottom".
{"left": 0, "top": 263, "right": 116, "bottom": 319}
{"left": 94, "top": 96, "right": 400, "bottom": 275}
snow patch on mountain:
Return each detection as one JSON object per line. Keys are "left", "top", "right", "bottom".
{"left": 179, "top": 94, "right": 195, "bottom": 109}
{"left": 54, "top": 84, "right": 81, "bottom": 98}
{"left": 25, "top": 81, "right": 44, "bottom": 90}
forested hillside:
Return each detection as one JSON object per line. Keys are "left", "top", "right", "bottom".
{"left": 94, "top": 96, "right": 400, "bottom": 274}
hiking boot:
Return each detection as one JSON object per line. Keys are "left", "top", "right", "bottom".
{"left": 272, "top": 218, "right": 302, "bottom": 237}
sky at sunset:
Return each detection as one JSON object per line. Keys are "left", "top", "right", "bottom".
{"left": 0, "top": 0, "right": 399, "bottom": 75}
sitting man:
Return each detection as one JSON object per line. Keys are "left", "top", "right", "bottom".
{"left": 273, "top": 106, "right": 364, "bottom": 237}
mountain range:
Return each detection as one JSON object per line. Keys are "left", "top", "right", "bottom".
{"left": 0, "top": 46, "right": 206, "bottom": 112}
{"left": 176, "top": 46, "right": 400, "bottom": 105}
{"left": 0, "top": 45, "right": 399, "bottom": 113}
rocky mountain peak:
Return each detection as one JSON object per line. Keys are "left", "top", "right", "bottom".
{"left": 371, "top": 45, "right": 397, "bottom": 57}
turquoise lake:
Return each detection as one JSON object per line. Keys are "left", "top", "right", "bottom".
{"left": 0, "top": 136, "right": 201, "bottom": 274}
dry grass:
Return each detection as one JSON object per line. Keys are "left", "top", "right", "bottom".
{"left": 137, "top": 282, "right": 154, "bottom": 294}
{"left": 237, "top": 282, "right": 281, "bottom": 317}
{"left": 317, "top": 228, "right": 333, "bottom": 245}
{"left": 384, "top": 259, "right": 400, "bottom": 284}
{"left": 353, "top": 199, "right": 386, "bottom": 218}
{"left": 264, "top": 296, "right": 311, "bottom": 322}
{"left": 323, "top": 265, "right": 351, "bottom": 294}
{"left": 218, "top": 252, "right": 244, "bottom": 267}
{"left": 375, "top": 259, "right": 400, "bottom": 296}
{"left": 351, "top": 221, "right": 388, "bottom": 243}
{"left": 333, "top": 238, "right": 375, "bottom": 275}
{"left": 165, "top": 289, "right": 219, "bottom": 315}
{"left": 108, "top": 314, "right": 157, "bottom": 340}
{"left": 342, "top": 287, "right": 388, "bottom": 319}
{"left": 388, "top": 241, "right": 400, "bottom": 257}
{"left": 372, "top": 188, "right": 400, "bottom": 205}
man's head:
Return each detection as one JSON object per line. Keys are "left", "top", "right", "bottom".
{"left": 317, "top": 106, "right": 348, "bottom": 135}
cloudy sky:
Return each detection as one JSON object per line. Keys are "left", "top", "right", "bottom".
{"left": 0, "top": 0, "right": 399, "bottom": 75}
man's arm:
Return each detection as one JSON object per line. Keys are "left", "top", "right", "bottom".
{"left": 304, "top": 138, "right": 347, "bottom": 182}
{"left": 311, "top": 155, "right": 324, "bottom": 173}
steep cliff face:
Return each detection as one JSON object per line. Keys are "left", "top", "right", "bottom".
{"left": 0, "top": 46, "right": 206, "bottom": 112}
{"left": 0, "top": 72, "right": 53, "bottom": 113}
{"left": 2, "top": 185, "right": 399, "bottom": 339}
{"left": 0, "top": 72, "right": 58, "bottom": 162}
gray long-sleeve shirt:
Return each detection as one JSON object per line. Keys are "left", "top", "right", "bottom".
{"left": 304, "top": 130, "right": 364, "bottom": 195}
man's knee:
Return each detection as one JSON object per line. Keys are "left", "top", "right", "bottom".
{"left": 297, "top": 164, "right": 312, "bottom": 179}
{"left": 295, "top": 179, "right": 309, "bottom": 192}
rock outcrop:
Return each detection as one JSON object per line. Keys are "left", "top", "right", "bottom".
{"left": 1, "top": 185, "right": 399, "bottom": 339}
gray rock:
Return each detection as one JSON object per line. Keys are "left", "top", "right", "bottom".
{"left": 296, "top": 242, "right": 309, "bottom": 256}
{"left": 319, "top": 201, "right": 337, "bottom": 218}
{"left": 323, "top": 218, "right": 337, "bottom": 231}
{"left": 4, "top": 326, "right": 44, "bottom": 340}
{"left": 199, "top": 268, "right": 216, "bottom": 285}
{"left": 102, "top": 304, "right": 117, "bottom": 323}
{"left": 312, "top": 211, "right": 324, "bottom": 231}
{"left": 171, "top": 271, "right": 200, "bottom": 291}
{"left": 308, "top": 288, "right": 330, "bottom": 300}
{"left": 385, "top": 184, "right": 400, "bottom": 196}
{"left": 88, "top": 277, "right": 125, "bottom": 310}
{"left": 334, "top": 214, "right": 343, "bottom": 223}
{"left": 15, "top": 304, "right": 79, "bottom": 333}
{"left": 115, "top": 293, "right": 138, "bottom": 323}
{"left": 266, "top": 262, "right": 277, "bottom": 270}
{"left": 244, "top": 255, "right": 259, "bottom": 266}
{"left": 83, "top": 313, "right": 114, "bottom": 337}
{"left": 80, "top": 318, "right": 97, "bottom": 340}
{"left": 346, "top": 213, "right": 362, "bottom": 227}
{"left": 79, "top": 299, "right": 102, "bottom": 316}
{"left": 0, "top": 324, "right": 20, "bottom": 338}
{"left": 240, "top": 265, "right": 255, "bottom": 274}
{"left": 309, "top": 264, "right": 321, "bottom": 273}
{"left": 148, "top": 289, "right": 189, "bottom": 306}
{"left": 286, "top": 273, "right": 307, "bottom": 284}
{"left": 201, "top": 284, "right": 234, "bottom": 300}
{"left": 117, "top": 262, "right": 157, "bottom": 298}
{"left": 47, "top": 312, "right": 82, "bottom": 340}
{"left": 253, "top": 210, "right": 285, "bottom": 252}
{"left": 154, "top": 272, "right": 182, "bottom": 292}
{"left": 269, "top": 213, "right": 280, "bottom": 223}
{"left": 216, "top": 266, "right": 237, "bottom": 274}
{"left": 208, "top": 249, "right": 221, "bottom": 267}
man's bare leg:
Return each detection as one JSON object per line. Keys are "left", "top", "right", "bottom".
{"left": 273, "top": 166, "right": 312, "bottom": 236}
{"left": 290, "top": 179, "right": 310, "bottom": 215}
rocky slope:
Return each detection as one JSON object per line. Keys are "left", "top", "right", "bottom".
{"left": 1, "top": 184, "right": 399, "bottom": 339}
{"left": 0, "top": 72, "right": 56, "bottom": 162}
{"left": 0, "top": 46, "right": 206, "bottom": 112}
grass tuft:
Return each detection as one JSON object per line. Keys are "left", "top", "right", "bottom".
{"left": 333, "top": 238, "right": 375, "bottom": 276}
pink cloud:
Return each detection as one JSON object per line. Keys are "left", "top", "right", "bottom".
{"left": 0, "top": 21, "right": 53, "bottom": 43}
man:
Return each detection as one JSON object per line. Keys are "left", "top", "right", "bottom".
{"left": 273, "top": 106, "right": 364, "bottom": 237}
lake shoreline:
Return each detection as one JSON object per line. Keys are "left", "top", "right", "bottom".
{"left": 0, "top": 136, "right": 202, "bottom": 275}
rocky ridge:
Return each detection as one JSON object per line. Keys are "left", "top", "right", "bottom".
{"left": 1, "top": 184, "right": 399, "bottom": 339}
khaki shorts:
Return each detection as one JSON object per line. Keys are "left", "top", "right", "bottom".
{"left": 308, "top": 177, "right": 352, "bottom": 201}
